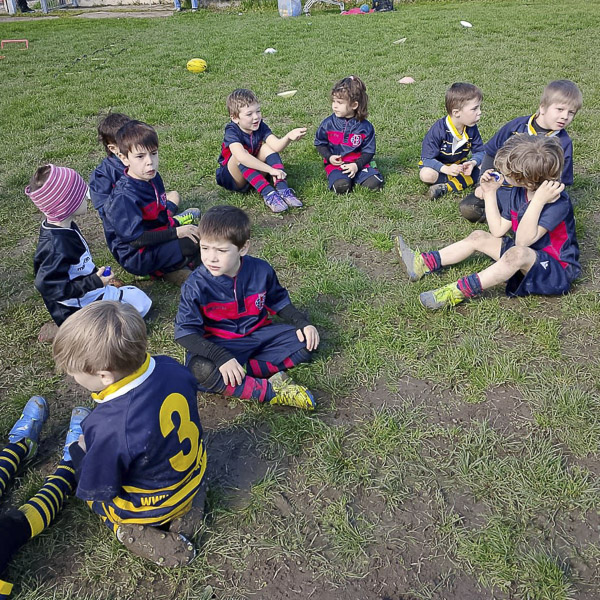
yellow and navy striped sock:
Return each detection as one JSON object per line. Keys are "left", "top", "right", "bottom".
{"left": 0, "top": 442, "right": 28, "bottom": 500}
{"left": 18, "top": 462, "right": 76, "bottom": 538}
{"left": 446, "top": 172, "right": 474, "bottom": 193}
{"left": 0, "top": 578, "right": 13, "bottom": 599}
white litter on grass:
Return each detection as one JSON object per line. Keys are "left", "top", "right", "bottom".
{"left": 393, "top": 38, "right": 407, "bottom": 44}
{"left": 277, "top": 90, "right": 297, "bottom": 98}
{"left": 460, "top": 20, "right": 472, "bottom": 27}
{"left": 398, "top": 76, "right": 415, "bottom": 84}
{"left": 264, "top": 48, "right": 277, "bottom": 54}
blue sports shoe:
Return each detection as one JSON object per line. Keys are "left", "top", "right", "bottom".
{"left": 62, "top": 407, "right": 91, "bottom": 463}
{"left": 8, "top": 396, "right": 49, "bottom": 459}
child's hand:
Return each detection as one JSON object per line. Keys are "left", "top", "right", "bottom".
{"left": 441, "top": 164, "right": 464, "bottom": 177}
{"left": 532, "top": 180, "right": 565, "bottom": 205}
{"left": 97, "top": 267, "right": 115, "bottom": 286}
{"left": 341, "top": 162, "right": 359, "bottom": 178}
{"left": 269, "top": 167, "right": 287, "bottom": 181}
{"left": 329, "top": 155, "right": 343, "bottom": 166}
{"left": 287, "top": 127, "right": 307, "bottom": 142}
{"left": 462, "top": 161, "right": 476, "bottom": 176}
{"left": 219, "top": 358, "right": 246, "bottom": 387}
{"left": 479, "top": 169, "right": 504, "bottom": 193}
{"left": 176, "top": 225, "right": 200, "bottom": 243}
{"left": 296, "top": 325, "right": 320, "bottom": 351}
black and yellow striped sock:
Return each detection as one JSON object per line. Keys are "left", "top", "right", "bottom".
{"left": 446, "top": 172, "right": 474, "bottom": 192}
{"left": 0, "top": 442, "right": 28, "bottom": 500}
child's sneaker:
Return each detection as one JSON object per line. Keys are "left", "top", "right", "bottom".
{"left": 264, "top": 190, "right": 288, "bottom": 213}
{"left": 173, "top": 208, "right": 201, "bottom": 226}
{"left": 62, "top": 407, "right": 91, "bottom": 462}
{"left": 394, "top": 236, "right": 430, "bottom": 282}
{"left": 8, "top": 396, "right": 49, "bottom": 459}
{"left": 419, "top": 282, "right": 466, "bottom": 310}
{"left": 278, "top": 188, "right": 303, "bottom": 208}
{"left": 269, "top": 372, "right": 315, "bottom": 410}
{"left": 428, "top": 183, "right": 448, "bottom": 199}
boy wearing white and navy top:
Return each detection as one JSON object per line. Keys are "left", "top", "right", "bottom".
{"left": 26, "top": 165, "right": 151, "bottom": 326}
{"left": 460, "top": 80, "right": 583, "bottom": 222}
{"left": 419, "top": 82, "right": 484, "bottom": 199}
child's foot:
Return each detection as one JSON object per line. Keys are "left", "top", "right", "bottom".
{"left": 62, "top": 407, "right": 91, "bottom": 462}
{"left": 38, "top": 321, "right": 59, "bottom": 343}
{"left": 269, "top": 372, "right": 315, "bottom": 410}
{"left": 173, "top": 208, "right": 202, "bottom": 226}
{"left": 428, "top": 183, "right": 448, "bottom": 199}
{"left": 169, "top": 480, "right": 207, "bottom": 539}
{"left": 264, "top": 190, "right": 288, "bottom": 213}
{"left": 394, "top": 236, "right": 430, "bottom": 282}
{"left": 278, "top": 188, "right": 303, "bottom": 208}
{"left": 116, "top": 524, "right": 196, "bottom": 567}
{"left": 419, "top": 282, "right": 466, "bottom": 310}
{"left": 8, "top": 396, "right": 49, "bottom": 459}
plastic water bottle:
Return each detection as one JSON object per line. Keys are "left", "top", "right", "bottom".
{"left": 278, "top": 0, "right": 301, "bottom": 17}
{"left": 102, "top": 267, "right": 112, "bottom": 277}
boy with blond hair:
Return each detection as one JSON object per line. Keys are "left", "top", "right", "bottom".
{"left": 175, "top": 206, "right": 319, "bottom": 409}
{"left": 397, "top": 135, "right": 580, "bottom": 309}
{"left": 419, "top": 82, "right": 484, "bottom": 199}
{"left": 216, "top": 88, "right": 306, "bottom": 213}
{"left": 460, "top": 80, "right": 583, "bottom": 222}
{"left": 53, "top": 301, "right": 207, "bottom": 566}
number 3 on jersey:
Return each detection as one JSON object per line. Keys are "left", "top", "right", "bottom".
{"left": 159, "top": 393, "right": 200, "bottom": 472}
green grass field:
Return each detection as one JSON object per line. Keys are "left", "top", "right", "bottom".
{"left": 1, "top": 0, "right": 600, "bottom": 598}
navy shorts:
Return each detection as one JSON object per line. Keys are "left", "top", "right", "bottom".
{"left": 327, "top": 164, "right": 383, "bottom": 190}
{"left": 501, "top": 237, "right": 576, "bottom": 297}
{"left": 216, "top": 163, "right": 250, "bottom": 193}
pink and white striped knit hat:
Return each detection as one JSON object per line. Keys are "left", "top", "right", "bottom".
{"left": 25, "top": 164, "right": 88, "bottom": 222}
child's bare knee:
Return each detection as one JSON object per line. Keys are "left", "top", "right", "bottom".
{"left": 502, "top": 246, "right": 533, "bottom": 269}
{"left": 419, "top": 168, "right": 438, "bottom": 184}
{"left": 467, "top": 229, "right": 492, "bottom": 244}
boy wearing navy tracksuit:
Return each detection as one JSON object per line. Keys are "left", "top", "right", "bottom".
{"left": 175, "top": 206, "right": 319, "bottom": 410}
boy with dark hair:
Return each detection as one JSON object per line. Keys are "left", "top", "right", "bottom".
{"left": 217, "top": 88, "right": 307, "bottom": 213}
{"left": 101, "top": 121, "right": 201, "bottom": 284}
{"left": 175, "top": 205, "right": 319, "bottom": 409}
{"left": 460, "top": 79, "right": 583, "bottom": 222}
{"left": 26, "top": 164, "right": 151, "bottom": 327}
{"left": 419, "top": 82, "right": 484, "bottom": 199}
{"left": 397, "top": 135, "right": 580, "bottom": 308}
{"left": 52, "top": 301, "right": 207, "bottom": 566}
{"left": 1, "top": 397, "right": 89, "bottom": 599}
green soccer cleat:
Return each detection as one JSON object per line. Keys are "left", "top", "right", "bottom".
{"left": 419, "top": 282, "right": 466, "bottom": 310}
{"left": 269, "top": 373, "right": 315, "bottom": 410}
{"left": 173, "top": 208, "right": 201, "bottom": 226}
{"left": 8, "top": 396, "right": 49, "bottom": 459}
{"left": 394, "top": 235, "right": 430, "bottom": 282}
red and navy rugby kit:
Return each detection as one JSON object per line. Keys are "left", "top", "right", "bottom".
{"left": 499, "top": 187, "right": 580, "bottom": 296}
{"left": 419, "top": 116, "right": 484, "bottom": 191}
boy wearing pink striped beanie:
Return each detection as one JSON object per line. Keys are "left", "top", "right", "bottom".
{"left": 26, "top": 164, "right": 152, "bottom": 329}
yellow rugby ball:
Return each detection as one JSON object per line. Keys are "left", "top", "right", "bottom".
{"left": 187, "top": 58, "right": 207, "bottom": 73}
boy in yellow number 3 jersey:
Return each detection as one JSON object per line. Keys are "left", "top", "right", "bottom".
{"left": 52, "top": 301, "right": 206, "bottom": 567}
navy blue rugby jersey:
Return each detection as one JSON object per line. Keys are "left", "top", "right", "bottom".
{"left": 89, "top": 154, "right": 126, "bottom": 215}
{"left": 175, "top": 255, "right": 291, "bottom": 341}
{"left": 483, "top": 115, "right": 573, "bottom": 185}
{"left": 77, "top": 355, "right": 206, "bottom": 524}
{"left": 314, "top": 114, "right": 376, "bottom": 163}
{"left": 420, "top": 116, "right": 484, "bottom": 170}
{"left": 217, "top": 121, "right": 273, "bottom": 167}
{"left": 500, "top": 187, "right": 580, "bottom": 277}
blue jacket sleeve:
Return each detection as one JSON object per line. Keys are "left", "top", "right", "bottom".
{"left": 264, "top": 264, "right": 291, "bottom": 313}
{"left": 104, "top": 189, "right": 146, "bottom": 243}
{"left": 174, "top": 277, "right": 206, "bottom": 340}
{"left": 314, "top": 117, "right": 330, "bottom": 148}
{"left": 420, "top": 123, "right": 444, "bottom": 171}
{"left": 469, "top": 126, "right": 485, "bottom": 165}
{"left": 89, "top": 167, "right": 114, "bottom": 212}
{"left": 360, "top": 121, "right": 376, "bottom": 156}
{"left": 537, "top": 194, "right": 570, "bottom": 233}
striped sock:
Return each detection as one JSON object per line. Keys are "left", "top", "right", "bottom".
{"left": 0, "top": 441, "right": 28, "bottom": 500}
{"left": 223, "top": 375, "right": 275, "bottom": 403}
{"left": 446, "top": 172, "right": 473, "bottom": 192}
{"left": 421, "top": 250, "right": 442, "bottom": 272}
{"left": 457, "top": 273, "right": 482, "bottom": 298}
{"left": 247, "top": 348, "right": 312, "bottom": 378}
{"left": 0, "top": 578, "right": 13, "bottom": 599}
{"left": 264, "top": 153, "right": 289, "bottom": 191}
{"left": 238, "top": 163, "right": 275, "bottom": 198}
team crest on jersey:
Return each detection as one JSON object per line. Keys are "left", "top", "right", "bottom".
{"left": 349, "top": 133, "right": 362, "bottom": 147}
{"left": 255, "top": 292, "right": 266, "bottom": 310}
{"left": 159, "top": 192, "right": 167, "bottom": 207}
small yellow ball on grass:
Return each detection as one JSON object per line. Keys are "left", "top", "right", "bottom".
{"left": 187, "top": 58, "right": 207, "bottom": 73}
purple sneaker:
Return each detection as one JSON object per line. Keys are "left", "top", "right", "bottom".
{"left": 278, "top": 187, "right": 303, "bottom": 208}
{"left": 264, "top": 190, "right": 288, "bottom": 213}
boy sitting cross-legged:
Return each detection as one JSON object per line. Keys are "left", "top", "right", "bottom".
{"left": 175, "top": 206, "right": 319, "bottom": 409}
{"left": 101, "top": 120, "right": 201, "bottom": 285}
{"left": 53, "top": 301, "right": 207, "bottom": 567}
{"left": 396, "top": 135, "right": 580, "bottom": 309}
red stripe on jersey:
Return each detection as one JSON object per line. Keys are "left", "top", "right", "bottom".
{"left": 542, "top": 221, "right": 569, "bottom": 268}
{"left": 205, "top": 315, "right": 272, "bottom": 339}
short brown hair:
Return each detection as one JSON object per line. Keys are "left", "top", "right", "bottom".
{"left": 445, "top": 82, "right": 483, "bottom": 114}
{"left": 227, "top": 89, "right": 259, "bottom": 118}
{"left": 198, "top": 205, "right": 250, "bottom": 249}
{"left": 98, "top": 112, "right": 131, "bottom": 155}
{"left": 331, "top": 75, "right": 369, "bottom": 121}
{"left": 116, "top": 120, "right": 159, "bottom": 156}
{"left": 53, "top": 302, "right": 147, "bottom": 376}
{"left": 494, "top": 134, "right": 564, "bottom": 189}
{"left": 539, "top": 80, "right": 583, "bottom": 112}
{"left": 28, "top": 165, "right": 51, "bottom": 193}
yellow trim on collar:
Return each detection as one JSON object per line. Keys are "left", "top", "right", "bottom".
{"left": 447, "top": 115, "right": 468, "bottom": 142}
{"left": 92, "top": 354, "right": 151, "bottom": 402}
{"left": 528, "top": 114, "right": 559, "bottom": 137}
